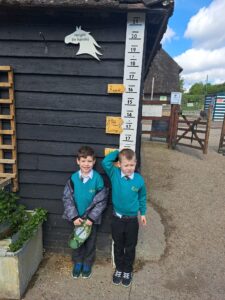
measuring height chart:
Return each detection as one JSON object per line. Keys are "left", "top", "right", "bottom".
{"left": 119, "top": 12, "right": 146, "bottom": 151}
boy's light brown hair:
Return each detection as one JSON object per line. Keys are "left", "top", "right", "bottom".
{"left": 77, "top": 146, "right": 96, "bottom": 160}
{"left": 118, "top": 148, "right": 136, "bottom": 162}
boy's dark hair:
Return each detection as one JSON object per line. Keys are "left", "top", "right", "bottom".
{"left": 77, "top": 146, "right": 96, "bottom": 160}
{"left": 119, "top": 148, "right": 136, "bottom": 162}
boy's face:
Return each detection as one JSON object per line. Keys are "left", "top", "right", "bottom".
{"left": 118, "top": 156, "right": 136, "bottom": 177}
{"left": 77, "top": 156, "right": 96, "bottom": 176}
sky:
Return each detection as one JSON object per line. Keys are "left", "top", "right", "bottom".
{"left": 162, "top": 0, "right": 225, "bottom": 91}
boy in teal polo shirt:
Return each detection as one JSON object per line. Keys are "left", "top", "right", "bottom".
{"left": 62, "top": 146, "right": 108, "bottom": 279}
{"left": 102, "top": 148, "right": 146, "bottom": 287}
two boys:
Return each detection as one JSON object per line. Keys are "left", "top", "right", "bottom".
{"left": 62, "top": 146, "right": 147, "bottom": 286}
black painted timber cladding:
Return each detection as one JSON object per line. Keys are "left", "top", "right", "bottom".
{"left": 0, "top": 9, "right": 137, "bottom": 254}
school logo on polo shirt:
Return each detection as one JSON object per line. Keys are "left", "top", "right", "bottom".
{"left": 131, "top": 186, "right": 138, "bottom": 192}
{"left": 89, "top": 189, "right": 96, "bottom": 194}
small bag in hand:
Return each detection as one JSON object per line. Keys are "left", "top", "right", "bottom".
{"left": 68, "top": 219, "right": 92, "bottom": 249}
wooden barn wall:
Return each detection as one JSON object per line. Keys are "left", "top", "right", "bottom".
{"left": 0, "top": 9, "right": 127, "bottom": 254}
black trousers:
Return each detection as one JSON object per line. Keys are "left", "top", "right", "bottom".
{"left": 72, "top": 224, "right": 97, "bottom": 266}
{"left": 111, "top": 215, "right": 139, "bottom": 273}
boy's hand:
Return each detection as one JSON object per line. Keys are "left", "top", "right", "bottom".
{"left": 140, "top": 215, "right": 147, "bottom": 226}
{"left": 73, "top": 218, "right": 83, "bottom": 226}
{"left": 85, "top": 219, "right": 93, "bottom": 226}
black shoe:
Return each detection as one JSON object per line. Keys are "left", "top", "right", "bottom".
{"left": 82, "top": 264, "right": 92, "bottom": 279}
{"left": 72, "top": 263, "right": 82, "bottom": 278}
{"left": 112, "top": 269, "right": 123, "bottom": 285}
{"left": 122, "top": 272, "right": 132, "bottom": 287}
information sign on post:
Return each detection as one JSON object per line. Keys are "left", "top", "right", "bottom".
{"left": 170, "top": 92, "right": 182, "bottom": 105}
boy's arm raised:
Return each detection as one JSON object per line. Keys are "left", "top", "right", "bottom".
{"left": 101, "top": 150, "right": 119, "bottom": 177}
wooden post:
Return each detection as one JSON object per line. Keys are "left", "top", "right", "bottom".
{"left": 203, "top": 106, "right": 212, "bottom": 154}
{"left": 168, "top": 104, "right": 179, "bottom": 149}
{"left": 218, "top": 114, "right": 225, "bottom": 153}
{"left": 173, "top": 105, "right": 180, "bottom": 149}
{"left": 168, "top": 104, "right": 175, "bottom": 148}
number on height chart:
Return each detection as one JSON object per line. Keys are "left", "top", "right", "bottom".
{"left": 133, "top": 17, "right": 139, "bottom": 24}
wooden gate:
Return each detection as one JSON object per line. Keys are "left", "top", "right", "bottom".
{"left": 169, "top": 106, "right": 212, "bottom": 154}
{"left": 218, "top": 114, "right": 225, "bottom": 154}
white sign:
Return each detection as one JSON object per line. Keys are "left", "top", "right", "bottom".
{"left": 64, "top": 26, "right": 102, "bottom": 61}
{"left": 142, "top": 105, "right": 162, "bottom": 117}
{"left": 119, "top": 12, "right": 146, "bottom": 151}
{"left": 170, "top": 92, "right": 182, "bottom": 105}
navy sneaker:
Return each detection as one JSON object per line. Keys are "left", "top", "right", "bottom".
{"left": 112, "top": 269, "right": 123, "bottom": 285}
{"left": 72, "top": 263, "right": 82, "bottom": 278}
{"left": 82, "top": 264, "right": 92, "bottom": 278}
{"left": 121, "top": 272, "right": 132, "bottom": 287}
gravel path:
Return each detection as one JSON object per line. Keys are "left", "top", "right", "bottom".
{"left": 138, "top": 127, "right": 225, "bottom": 299}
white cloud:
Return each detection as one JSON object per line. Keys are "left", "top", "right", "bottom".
{"left": 185, "top": 0, "right": 225, "bottom": 50}
{"left": 181, "top": 68, "right": 225, "bottom": 84}
{"left": 174, "top": 47, "right": 225, "bottom": 73}
{"left": 162, "top": 26, "right": 176, "bottom": 44}
{"left": 175, "top": 0, "right": 225, "bottom": 89}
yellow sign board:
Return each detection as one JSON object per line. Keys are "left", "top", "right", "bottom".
{"left": 107, "top": 84, "right": 125, "bottom": 94}
{"left": 106, "top": 116, "right": 123, "bottom": 134}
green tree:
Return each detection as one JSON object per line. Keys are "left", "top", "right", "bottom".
{"left": 179, "top": 77, "right": 185, "bottom": 93}
{"left": 189, "top": 82, "right": 205, "bottom": 95}
{"left": 188, "top": 81, "right": 225, "bottom": 95}
{"left": 207, "top": 82, "right": 225, "bottom": 94}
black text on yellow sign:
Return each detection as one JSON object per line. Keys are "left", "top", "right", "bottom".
{"left": 107, "top": 84, "right": 126, "bottom": 94}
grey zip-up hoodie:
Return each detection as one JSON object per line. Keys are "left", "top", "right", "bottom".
{"left": 62, "top": 178, "right": 108, "bottom": 224}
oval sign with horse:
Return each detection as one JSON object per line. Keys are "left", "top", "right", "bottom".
{"left": 65, "top": 26, "right": 102, "bottom": 61}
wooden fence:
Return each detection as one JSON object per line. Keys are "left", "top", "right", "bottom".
{"left": 168, "top": 106, "right": 212, "bottom": 154}
{"left": 142, "top": 99, "right": 170, "bottom": 140}
{"left": 142, "top": 100, "right": 212, "bottom": 154}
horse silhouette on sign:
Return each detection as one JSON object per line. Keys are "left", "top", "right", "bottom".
{"left": 64, "top": 26, "right": 102, "bottom": 61}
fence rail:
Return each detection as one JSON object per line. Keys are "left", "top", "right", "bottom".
{"left": 141, "top": 100, "right": 212, "bottom": 154}
{"left": 168, "top": 107, "right": 212, "bottom": 154}
{"left": 141, "top": 99, "right": 171, "bottom": 140}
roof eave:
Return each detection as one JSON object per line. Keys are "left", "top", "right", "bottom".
{"left": 0, "top": 0, "right": 174, "bottom": 11}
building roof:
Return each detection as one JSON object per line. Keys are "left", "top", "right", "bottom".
{"left": 144, "top": 48, "right": 182, "bottom": 94}
{"left": 0, "top": 0, "right": 174, "bottom": 9}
